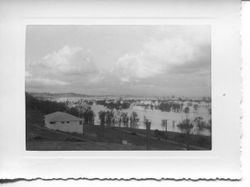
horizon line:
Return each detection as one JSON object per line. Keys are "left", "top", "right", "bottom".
{"left": 26, "top": 91, "right": 211, "bottom": 99}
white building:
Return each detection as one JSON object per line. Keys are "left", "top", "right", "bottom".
{"left": 44, "top": 111, "right": 83, "bottom": 134}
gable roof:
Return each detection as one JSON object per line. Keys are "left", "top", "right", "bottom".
{"left": 45, "top": 111, "right": 81, "bottom": 122}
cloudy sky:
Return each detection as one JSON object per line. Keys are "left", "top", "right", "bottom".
{"left": 25, "top": 25, "right": 211, "bottom": 97}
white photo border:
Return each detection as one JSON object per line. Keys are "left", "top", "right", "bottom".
{"left": 0, "top": 0, "right": 241, "bottom": 180}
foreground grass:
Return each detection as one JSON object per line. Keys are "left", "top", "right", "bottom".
{"left": 26, "top": 141, "right": 147, "bottom": 150}
{"left": 26, "top": 124, "right": 187, "bottom": 150}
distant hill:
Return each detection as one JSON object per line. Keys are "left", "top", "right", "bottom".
{"left": 29, "top": 92, "right": 90, "bottom": 99}
{"left": 27, "top": 92, "right": 211, "bottom": 103}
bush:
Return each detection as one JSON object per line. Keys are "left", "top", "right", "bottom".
{"left": 131, "top": 132, "right": 137, "bottom": 136}
{"left": 33, "top": 135, "right": 44, "bottom": 141}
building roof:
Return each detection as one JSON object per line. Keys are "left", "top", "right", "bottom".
{"left": 45, "top": 111, "right": 82, "bottom": 122}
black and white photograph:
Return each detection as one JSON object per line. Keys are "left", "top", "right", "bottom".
{"left": 0, "top": 0, "right": 245, "bottom": 183}
{"left": 25, "top": 25, "right": 211, "bottom": 151}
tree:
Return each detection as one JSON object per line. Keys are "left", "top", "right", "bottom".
{"left": 172, "top": 103, "right": 181, "bottom": 112}
{"left": 207, "top": 119, "right": 212, "bottom": 134}
{"left": 144, "top": 116, "right": 151, "bottom": 150}
{"left": 184, "top": 106, "right": 190, "bottom": 114}
{"left": 83, "top": 107, "right": 95, "bottom": 125}
{"left": 121, "top": 112, "right": 129, "bottom": 127}
{"left": 208, "top": 108, "right": 212, "bottom": 134}
{"left": 177, "top": 118, "right": 194, "bottom": 150}
{"left": 193, "top": 104, "right": 198, "bottom": 112}
{"left": 116, "top": 110, "right": 122, "bottom": 127}
{"left": 130, "top": 112, "right": 139, "bottom": 129}
{"left": 98, "top": 111, "right": 106, "bottom": 128}
{"left": 158, "top": 102, "right": 171, "bottom": 112}
{"left": 194, "top": 117, "right": 205, "bottom": 129}
{"left": 161, "top": 119, "right": 168, "bottom": 132}
{"left": 208, "top": 108, "right": 212, "bottom": 115}
{"left": 106, "top": 110, "right": 115, "bottom": 127}
{"left": 88, "top": 109, "right": 95, "bottom": 125}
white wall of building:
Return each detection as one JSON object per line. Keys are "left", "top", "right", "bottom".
{"left": 45, "top": 121, "right": 83, "bottom": 134}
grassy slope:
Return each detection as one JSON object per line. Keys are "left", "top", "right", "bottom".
{"left": 26, "top": 109, "right": 211, "bottom": 150}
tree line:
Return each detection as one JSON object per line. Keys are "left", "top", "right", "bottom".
{"left": 98, "top": 110, "right": 139, "bottom": 128}
{"left": 96, "top": 100, "right": 130, "bottom": 110}
{"left": 26, "top": 93, "right": 94, "bottom": 124}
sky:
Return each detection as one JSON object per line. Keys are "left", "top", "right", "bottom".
{"left": 25, "top": 25, "right": 211, "bottom": 97}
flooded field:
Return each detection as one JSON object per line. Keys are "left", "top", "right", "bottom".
{"left": 52, "top": 96, "right": 211, "bottom": 136}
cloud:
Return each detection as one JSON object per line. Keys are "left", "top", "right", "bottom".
{"left": 40, "top": 45, "right": 97, "bottom": 75}
{"left": 26, "top": 45, "right": 100, "bottom": 86}
{"left": 26, "top": 26, "right": 210, "bottom": 96}
{"left": 115, "top": 52, "right": 163, "bottom": 81}
{"left": 114, "top": 33, "right": 210, "bottom": 83}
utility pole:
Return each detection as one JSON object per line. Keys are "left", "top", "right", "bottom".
{"left": 145, "top": 120, "right": 151, "bottom": 150}
{"left": 162, "top": 119, "right": 168, "bottom": 138}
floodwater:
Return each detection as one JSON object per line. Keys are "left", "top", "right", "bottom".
{"left": 53, "top": 97, "right": 211, "bottom": 136}
{"left": 91, "top": 103, "right": 211, "bottom": 136}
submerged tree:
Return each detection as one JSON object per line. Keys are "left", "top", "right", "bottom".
{"left": 130, "top": 112, "right": 139, "bottom": 129}
{"left": 184, "top": 106, "right": 190, "bottom": 114}
{"left": 171, "top": 103, "right": 181, "bottom": 112}
{"left": 207, "top": 119, "right": 212, "bottom": 133}
{"left": 106, "top": 110, "right": 115, "bottom": 127}
{"left": 178, "top": 119, "right": 193, "bottom": 134}
{"left": 158, "top": 102, "right": 172, "bottom": 112}
{"left": 98, "top": 111, "right": 106, "bottom": 128}
{"left": 83, "top": 107, "right": 95, "bottom": 125}
{"left": 98, "top": 110, "right": 116, "bottom": 128}
{"left": 193, "top": 104, "right": 199, "bottom": 112}
{"left": 161, "top": 119, "right": 168, "bottom": 132}
{"left": 121, "top": 112, "right": 129, "bottom": 127}
{"left": 117, "top": 111, "right": 122, "bottom": 127}
{"left": 194, "top": 117, "right": 205, "bottom": 129}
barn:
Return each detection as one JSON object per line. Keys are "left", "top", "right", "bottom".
{"left": 44, "top": 111, "right": 83, "bottom": 134}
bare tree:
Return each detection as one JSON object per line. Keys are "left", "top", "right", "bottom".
{"left": 177, "top": 118, "right": 194, "bottom": 150}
